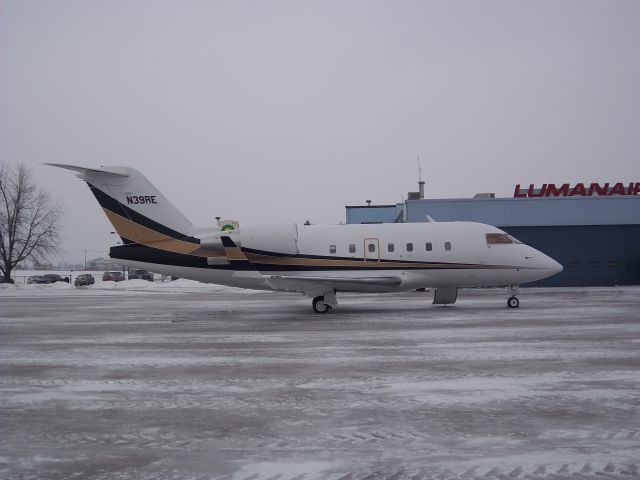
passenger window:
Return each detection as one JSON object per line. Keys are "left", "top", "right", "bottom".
{"left": 368, "top": 243, "right": 376, "bottom": 253}
{"left": 388, "top": 243, "right": 394, "bottom": 252}
{"left": 349, "top": 244, "right": 356, "bottom": 253}
{"left": 444, "top": 242, "right": 452, "bottom": 251}
{"left": 329, "top": 245, "right": 336, "bottom": 254}
{"left": 425, "top": 242, "right": 432, "bottom": 251}
{"left": 406, "top": 243, "right": 413, "bottom": 252}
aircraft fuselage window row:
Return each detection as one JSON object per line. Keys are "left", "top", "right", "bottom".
{"left": 328, "top": 242, "right": 453, "bottom": 254}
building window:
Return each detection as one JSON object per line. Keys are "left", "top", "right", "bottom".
{"left": 387, "top": 243, "right": 394, "bottom": 252}
{"left": 329, "top": 245, "right": 336, "bottom": 254}
{"left": 425, "top": 242, "right": 432, "bottom": 251}
{"left": 444, "top": 242, "right": 452, "bottom": 251}
{"left": 349, "top": 244, "right": 356, "bottom": 253}
{"left": 368, "top": 243, "right": 376, "bottom": 253}
{"left": 406, "top": 243, "right": 413, "bottom": 252}
{"left": 589, "top": 261, "right": 600, "bottom": 268}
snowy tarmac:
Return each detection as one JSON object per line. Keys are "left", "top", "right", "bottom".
{"left": 1, "top": 282, "right": 639, "bottom": 479}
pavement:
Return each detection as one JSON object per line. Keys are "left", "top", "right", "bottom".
{"left": 1, "top": 285, "right": 639, "bottom": 479}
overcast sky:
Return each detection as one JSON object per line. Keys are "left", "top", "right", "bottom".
{"left": 1, "top": 0, "right": 639, "bottom": 264}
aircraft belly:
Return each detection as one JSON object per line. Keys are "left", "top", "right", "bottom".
{"left": 262, "top": 270, "right": 409, "bottom": 294}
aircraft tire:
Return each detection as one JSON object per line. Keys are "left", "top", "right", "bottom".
{"left": 507, "top": 296, "right": 520, "bottom": 308}
{"left": 312, "top": 296, "right": 331, "bottom": 314}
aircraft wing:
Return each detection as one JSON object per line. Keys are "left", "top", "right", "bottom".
{"left": 266, "top": 274, "right": 402, "bottom": 296}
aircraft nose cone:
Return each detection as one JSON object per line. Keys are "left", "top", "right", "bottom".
{"left": 552, "top": 259, "right": 563, "bottom": 274}
{"left": 542, "top": 255, "right": 563, "bottom": 275}
{"left": 524, "top": 247, "right": 563, "bottom": 280}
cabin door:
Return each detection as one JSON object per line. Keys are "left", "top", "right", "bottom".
{"left": 364, "top": 238, "right": 380, "bottom": 261}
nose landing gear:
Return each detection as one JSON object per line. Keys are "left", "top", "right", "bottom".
{"left": 507, "top": 284, "right": 520, "bottom": 308}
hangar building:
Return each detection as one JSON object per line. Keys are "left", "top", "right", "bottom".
{"left": 346, "top": 182, "right": 640, "bottom": 287}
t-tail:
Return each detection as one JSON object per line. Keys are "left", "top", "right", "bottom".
{"left": 46, "top": 164, "right": 202, "bottom": 255}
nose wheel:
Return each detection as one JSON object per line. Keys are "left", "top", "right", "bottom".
{"left": 506, "top": 284, "right": 520, "bottom": 308}
{"left": 312, "top": 296, "right": 331, "bottom": 313}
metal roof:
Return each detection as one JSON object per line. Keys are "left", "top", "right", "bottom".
{"left": 405, "top": 196, "right": 640, "bottom": 227}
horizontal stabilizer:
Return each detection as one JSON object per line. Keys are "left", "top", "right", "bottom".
{"left": 45, "top": 163, "right": 130, "bottom": 177}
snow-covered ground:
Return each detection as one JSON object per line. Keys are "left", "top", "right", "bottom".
{"left": 1, "top": 285, "right": 639, "bottom": 479}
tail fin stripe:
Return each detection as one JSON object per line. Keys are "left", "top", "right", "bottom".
{"left": 103, "top": 209, "right": 202, "bottom": 255}
{"left": 88, "top": 183, "right": 199, "bottom": 244}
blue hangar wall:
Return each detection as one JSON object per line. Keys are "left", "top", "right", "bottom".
{"left": 346, "top": 196, "right": 640, "bottom": 287}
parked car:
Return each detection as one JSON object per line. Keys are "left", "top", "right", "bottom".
{"left": 128, "top": 269, "right": 154, "bottom": 281}
{"left": 74, "top": 273, "right": 95, "bottom": 287}
{"left": 28, "top": 274, "right": 69, "bottom": 284}
{"left": 102, "top": 271, "right": 125, "bottom": 282}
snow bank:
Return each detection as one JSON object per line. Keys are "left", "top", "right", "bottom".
{"left": 1, "top": 270, "right": 252, "bottom": 297}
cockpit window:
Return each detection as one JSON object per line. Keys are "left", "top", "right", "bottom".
{"left": 486, "top": 233, "right": 522, "bottom": 245}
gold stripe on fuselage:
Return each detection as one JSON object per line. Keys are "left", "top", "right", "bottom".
{"left": 245, "top": 252, "right": 485, "bottom": 270}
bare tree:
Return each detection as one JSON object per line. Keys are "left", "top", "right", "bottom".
{"left": 0, "top": 163, "right": 63, "bottom": 283}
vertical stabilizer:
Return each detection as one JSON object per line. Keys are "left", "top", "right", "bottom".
{"left": 46, "top": 164, "right": 196, "bottom": 246}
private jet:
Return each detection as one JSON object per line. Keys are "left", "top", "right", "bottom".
{"left": 48, "top": 164, "right": 562, "bottom": 312}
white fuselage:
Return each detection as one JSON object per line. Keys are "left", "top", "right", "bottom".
{"left": 118, "top": 221, "right": 562, "bottom": 293}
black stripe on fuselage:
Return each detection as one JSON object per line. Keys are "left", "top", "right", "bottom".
{"left": 243, "top": 247, "right": 492, "bottom": 268}
{"left": 87, "top": 183, "right": 200, "bottom": 244}
{"left": 110, "top": 243, "right": 516, "bottom": 272}
{"left": 249, "top": 262, "right": 505, "bottom": 271}
{"left": 110, "top": 244, "right": 214, "bottom": 268}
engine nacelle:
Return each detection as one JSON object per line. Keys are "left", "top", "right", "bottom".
{"left": 240, "top": 223, "right": 298, "bottom": 255}
{"left": 196, "top": 223, "right": 298, "bottom": 258}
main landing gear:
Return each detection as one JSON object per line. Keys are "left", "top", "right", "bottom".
{"left": 312, "top": 290, "right": 338, "bottom": 314}
{"left": 507, "top": 284, "right": 520, "bottom": 308}
{"left": 312, "top": 296, "right": 331, "bottom": 313}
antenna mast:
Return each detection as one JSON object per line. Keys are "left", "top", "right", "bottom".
{"left": 417, "top": 140, "right": 425, "bottom": 199}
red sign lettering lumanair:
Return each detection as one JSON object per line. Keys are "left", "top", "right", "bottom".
{"left": 514, "top": 182, "right": 640, "bottom": 198}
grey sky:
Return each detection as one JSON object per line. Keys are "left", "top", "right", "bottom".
{"left": 1, "top": 1, "right": 639, "bottom": 264}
